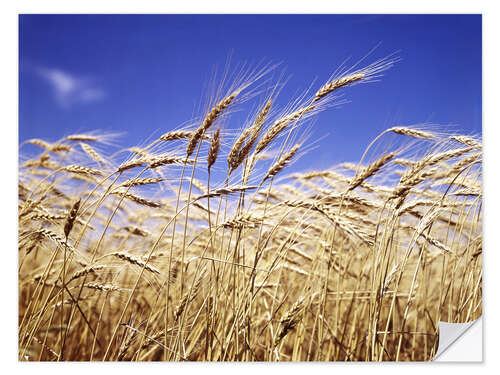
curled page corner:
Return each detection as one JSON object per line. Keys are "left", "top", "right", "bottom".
{"left": 434, "top": 317, "right": 482, "bottom": 361}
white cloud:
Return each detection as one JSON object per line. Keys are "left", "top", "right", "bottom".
{"left": 36, "top": 67, "right": 105, "bottom": 108}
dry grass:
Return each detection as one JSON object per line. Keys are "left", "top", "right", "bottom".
{"left": 18, "top": 58, "right": 481, "bottom": 361}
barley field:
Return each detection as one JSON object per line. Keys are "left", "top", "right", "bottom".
{"left": 18, "top": 57, "right": 482, "bottom": 361}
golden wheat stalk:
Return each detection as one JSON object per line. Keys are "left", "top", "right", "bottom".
{"left": 187, "top": 89, "right": 241, "bottom": 157}
{"left": 111, "top": 252, "right": 161, "bottom": 275}
{"left": 262, "top": 144, "right": 300, "bottom": 182}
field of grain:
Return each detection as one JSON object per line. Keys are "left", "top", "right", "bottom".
{"left": 18, "top": 58, "right": 482, "bottom": 361}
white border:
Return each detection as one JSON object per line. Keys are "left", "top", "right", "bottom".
{"left": 435, "top": 318, "right": 483, "bottom": 361}
{"left": 1, "top": 0, "right": 492, "bottom": 14}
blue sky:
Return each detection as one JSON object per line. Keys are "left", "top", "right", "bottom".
{"left": 19, "top": 14, "right": 481, "bottom": 170}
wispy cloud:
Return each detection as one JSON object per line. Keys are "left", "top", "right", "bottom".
{"left": 36, "top": 67, "right": 105, "bottom": 108}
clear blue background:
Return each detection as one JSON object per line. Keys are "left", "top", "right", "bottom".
{"left": 19, "top": 14, "right": 482, "bottom": 170}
